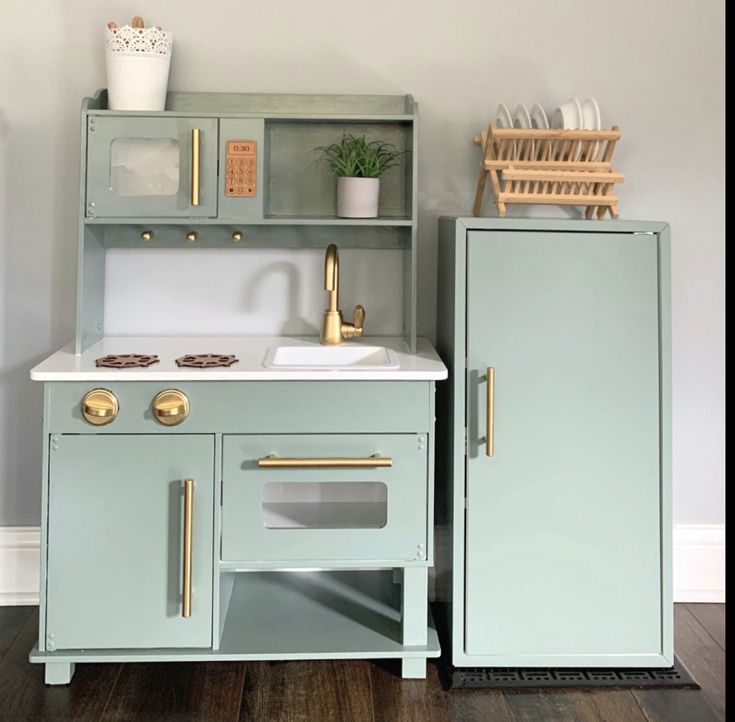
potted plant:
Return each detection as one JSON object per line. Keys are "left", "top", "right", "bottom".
{"left": 315, "top": 134, "right": 404, "bottom": 218}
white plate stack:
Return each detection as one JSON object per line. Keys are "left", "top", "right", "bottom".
{"left": 496, "top": 98, "right": 602, "bottom": 158}
{"left": 496, "top": 98, "right": 601, "bottom": 131}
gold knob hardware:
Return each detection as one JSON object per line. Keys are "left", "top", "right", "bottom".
{"left": 186, "top": 231, "right": 198, "bottom": 243}
{"left": 152, "top": 389, "right": 190, "bottom": 426}
{"left": 232, "top": 231, "right": 243, "bottom": 242}
{"left": 141, "top": 230, "right": 153, "bottom": 241}
{"left": 81, "top": 388, "right": 119, "bottom": 425}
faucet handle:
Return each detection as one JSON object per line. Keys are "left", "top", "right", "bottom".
{"left": 341, "top": 305, "right": 365, "bottom": 339}
{"left": 352, "top": 305, "right": 365, "bottom": 331}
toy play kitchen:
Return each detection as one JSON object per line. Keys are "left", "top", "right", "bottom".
{"left": 28, "top": 88, "right": 447, "bottom": 684}
{"left": 28, "top": 85, "right": 672, "bottom": 686}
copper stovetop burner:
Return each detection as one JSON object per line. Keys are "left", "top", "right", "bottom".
{"left": 176, "top": 354, "right": 239, "bottom": 368}
{"left": 96, "top": 354, "right": 160, "bottom": 368}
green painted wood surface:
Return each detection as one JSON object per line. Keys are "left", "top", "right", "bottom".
{"left": 75, "top": 226, "right": 105, "bottom": 353}
{"left": 46, "top": 381, "right": 432, "bottom": 434}
{"left": 465, "top": 230, "right": 663, "bottom": 662}
{"left": 435, "top": 218, "right": 672, "bottom": 668}
{"left": 30, "top": 570, "right": 440, "bottom": 664}
{"left": 76, "top": 91, "right": 420, "bottom": 352}
{"left": 84, "top": 88, "right": 416, "bottom": 116}
{"left": 46, "top": 435, "right": 215, "bottom": 650}
{"left": 98, "top": 223, "right": 411, "bottom": 247}
{"left": 266, "top": 121, "right": 412, "bottom": 218}
{"left": 221, "top": 434, "right": 428, "bottom": 563}
{"left": 85, "top": 116, "right": 218, "bottom": 218}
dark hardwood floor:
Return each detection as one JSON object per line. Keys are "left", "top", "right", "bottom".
{"left": 0, "top": 604, "right": 724, "bottom": 722}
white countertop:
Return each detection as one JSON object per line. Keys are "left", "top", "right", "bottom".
{"left": 30, "top": 336, "right": 447, "bottom": 382}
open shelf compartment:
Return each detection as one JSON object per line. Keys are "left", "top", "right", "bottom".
{"left": 217, "top": 570, "right": 440, "bottom": 659}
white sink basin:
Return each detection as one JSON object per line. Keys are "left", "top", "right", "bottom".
{"left": 263, "top": 345, "right": 400, "bottom": 370}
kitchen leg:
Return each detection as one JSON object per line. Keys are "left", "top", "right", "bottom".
{"left": 44, "top": 661, "right": 75, "bottom": 685}
{"left": 400, "top": 566, "right": 428, "bottom": 678}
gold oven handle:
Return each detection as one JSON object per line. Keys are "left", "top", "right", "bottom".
{"left": 182, "top": 478, "right": 194, "bottom": 618}
{"left": 486, "top": 367, "right": 495, "bottom": 457}
{"left": 191, "top": 128, "right": 200, "bottom": 206}
{"left": 258, "top": 454, "right": 393, "bottom": 469}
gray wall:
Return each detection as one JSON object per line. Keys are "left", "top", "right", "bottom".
{"left": 0, "top": 0, "right": 724, "bottom": 526}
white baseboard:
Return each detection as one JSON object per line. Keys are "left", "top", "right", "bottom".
{"left": 0, "top": 524, "right": 726, "bottom": 605}
{"left": 0, "top": 526, "right": 40, "bottom": 605}
{"left": 673, "top": 524, "right": 726, "bottom": 603}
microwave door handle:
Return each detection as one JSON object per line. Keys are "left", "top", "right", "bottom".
{"left": 190, "top": 128, "right": 200, "bottom": 206}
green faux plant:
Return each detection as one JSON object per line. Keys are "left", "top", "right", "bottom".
{"left": 315, "top": 134, "right": 404, "bottom": 178}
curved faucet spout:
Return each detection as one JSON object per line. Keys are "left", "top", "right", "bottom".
{"left": 324, "top": 243, "right": 339, "bottom": 312}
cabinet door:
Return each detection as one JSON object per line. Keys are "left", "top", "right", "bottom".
{"left": 46, "top": 435, "right": 214, "bottom": 650}
{"left": 86, "top": 117, "right": 218, "bottom": 218}
{"left": 465, "top": 230, "right": 663, "bottom": 663}
{"left": 222, "top": 434, "right": 428, "bottom": 563}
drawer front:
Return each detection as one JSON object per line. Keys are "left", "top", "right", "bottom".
{"left": 46, "top": 381, "right": 432, "bottom": 434}
{"left": 222, "top": 434, "right": 428, "bottom": 564}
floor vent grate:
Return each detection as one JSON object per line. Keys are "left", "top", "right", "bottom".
{"left": 449, "top": 656, "right": 699, "bottom": 690}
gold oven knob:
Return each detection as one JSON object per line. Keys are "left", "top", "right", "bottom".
{"left": 152, "top": 389, "right": 190, "bottom": 426}
{"left": 81, "top": 388, "right": 119, "bottom": 425}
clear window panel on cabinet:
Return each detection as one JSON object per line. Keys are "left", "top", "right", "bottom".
{"left": 109, "top": 138, "right": 180, "bottom": 196}
{"left": 262, "top": 482, "right": 387, "bottom": 529}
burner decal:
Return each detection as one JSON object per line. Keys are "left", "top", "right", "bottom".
{"left": 96, "top": 354, "right": 160, "bottom": 368}
{"left": 176, "top": 354, "right": 239, "bottom": 368}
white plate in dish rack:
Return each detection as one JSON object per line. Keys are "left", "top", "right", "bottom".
{"left": 496, "top": 103, "right": 514, "bottom": 128}
{"left": 581, "top": 97, "right": 602, "bottom": 159}
{"left": 513, "top": 104, "right": 534, "bottom": 158}
{"left": 551, "top": 97, "right": 582, "bottom": 129}
{"left": 495, "top": 103, "right": 516, "bottom": 158}
{"left": 530, "top": 103, "right": 549, "bottom": 129}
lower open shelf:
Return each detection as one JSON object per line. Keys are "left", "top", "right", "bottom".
{"left": 30, "top": 570, "right": 439, "bottom": 664}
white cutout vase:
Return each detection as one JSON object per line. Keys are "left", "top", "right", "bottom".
{"left": 105, "top": 25, "right": 173, "bottom": 111}
{"left": 337, "top": 177, "right": 380, "bottom": 218}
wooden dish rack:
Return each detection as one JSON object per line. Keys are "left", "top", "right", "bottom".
{"left": 473, "top": 125, "right": 624, "bottom": 219}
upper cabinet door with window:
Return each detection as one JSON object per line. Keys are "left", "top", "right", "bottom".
{"left": 85, "top": 117, "right": 218, "bottom": 218}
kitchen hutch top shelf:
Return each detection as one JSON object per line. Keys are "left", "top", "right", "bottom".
{"left": 76, "top": 89, "right": 420, "bottom": 353}
{"left": 84, "top": 88, "right": 417, "bottom": 117}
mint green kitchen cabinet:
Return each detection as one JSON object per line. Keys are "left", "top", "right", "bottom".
{"left": 86, "top": 117, "right": 219, "bottom": 218}
{"left": 30, "top": 90, "right": 444, "bottom": 685}
{"left": 436, "top": 218, "right": 672, "bottom": 668}
{"left": 45, "top": 434, "right": 215, "bottom": 651}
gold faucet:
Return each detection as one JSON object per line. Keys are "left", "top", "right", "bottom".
{"left": 320, "top": 244, "right": 365, "bottom": 345}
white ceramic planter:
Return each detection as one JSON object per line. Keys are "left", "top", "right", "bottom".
{"left": 105, "top": 26, "right": 173, "bottom": 111}
{"left": 337, "top": 177, "right": 380, "bottom": 218}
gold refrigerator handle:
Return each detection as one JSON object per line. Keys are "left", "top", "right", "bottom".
{"left": 191, "top": 128, "right": 200, "bottom": 206}
{"left": 486, "top": 367, "right": 495, "bottom": 457}
{"left": 258, "top": 455, "right": 393, "bottom": 468}
{"left": 182, "top": 479, "right": 194, "bottom": 618}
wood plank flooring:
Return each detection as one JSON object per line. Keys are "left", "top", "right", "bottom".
{"left": 0, "top": 604, "right": 724, "bottom": 722}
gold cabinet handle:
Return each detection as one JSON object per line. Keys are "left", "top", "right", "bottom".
{"left": 486, "top": 367, "right": 495, "bottom": 457}
{"left": 182, "top": 479, "right": 194, "bottom": 618}
{"left": 152, "top": 389, "right": 190, "bottom": 426}
{"left": 191, "top": 128, "right": 200, "bottom": 206}
{"left": 81, "top": 388, "right": 119, "bottom": 425}
{"left": 258, "top": 454, "right": 393, "bottom": 468}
